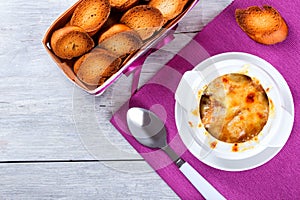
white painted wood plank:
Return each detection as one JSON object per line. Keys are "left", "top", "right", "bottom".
{"left": 176, "top": 0, "right": 233, "bottom": 33}
{"left": 0, "top": 161, "right": 179, "bottom": 199}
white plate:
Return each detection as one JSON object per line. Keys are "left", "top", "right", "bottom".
{"left": 175, "top": 52, "right": 294, "bottom": 171}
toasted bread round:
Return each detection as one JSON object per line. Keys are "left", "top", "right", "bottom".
{"left": 74, "top": 48, "right": 122, "bottom": 86}
{"left": 120, "top": 5, "right": 164, "bottom": 40}
{"left": 149, "top": 0, "right": 188, "bottom": 23}
{"left": 98, "top": 24, "right": 143, "bottom": 57}
{"left": 98, "top": 24, "right": 132, "bottom": 42}
{"left": 50, "top": 26, "right": 95, "bottom": 60}
{"left": 110, "top": 0, "right": 138, "bottom": 11}
{"left": 70, "top": 0, "right": 110, "bottom": 36}
{"left": 235, "top": 5, "right": 288, "bottom": 45}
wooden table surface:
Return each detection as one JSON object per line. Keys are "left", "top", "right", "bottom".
{"left": 0, "top": 0, "right": 232, "bottom": 198}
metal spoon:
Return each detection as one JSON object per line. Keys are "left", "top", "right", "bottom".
{"left": 127, "top": 107, "right": 226, "bottom": 200}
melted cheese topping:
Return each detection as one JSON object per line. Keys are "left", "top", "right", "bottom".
{"left": 200, "top": 73, "right": 269, "bottom": 143}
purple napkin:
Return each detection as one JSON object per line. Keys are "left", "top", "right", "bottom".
{"left": 111, "top": 0, "right": 300, "bottom": 199}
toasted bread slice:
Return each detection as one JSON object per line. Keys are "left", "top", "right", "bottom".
{"left": 98, "top": 24, "right": 143, "bottom": 57}
{"left": 50, "top": 26, "right": 95, "bottom": 60}
{"left": 149, "top": 0, "right": 188, "bottom": 23}
{"left": 120, "top": 5, "right": 164, "bottom": 40}
{"left": 110, "top": 0, "right": 138, "bottom": 11}
{"left": 70, "top": 0, "right": 110, "bottom": 36}
{"left": 74, "top": 48, "right": 122, "bottom": 86}
{"left": 235, "top": 5, "right": 288, "bottom": 45}
{"left": 98, "top": 24, "right": 132, "bottom": 42}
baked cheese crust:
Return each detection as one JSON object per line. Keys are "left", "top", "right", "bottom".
{"left": 200, "top": 73, "right": 269, "bottom": 143}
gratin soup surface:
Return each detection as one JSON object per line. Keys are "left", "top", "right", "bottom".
{"left": 200, "top": 73, "right": 269, "bottom": 143}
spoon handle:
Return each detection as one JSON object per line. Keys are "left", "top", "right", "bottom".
{"left": 179, "top": 162, "right": 226, "bottom": 200}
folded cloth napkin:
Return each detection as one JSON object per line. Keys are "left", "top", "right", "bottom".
{"left": 111, "top": 0, "right": 300, "bottom": 199}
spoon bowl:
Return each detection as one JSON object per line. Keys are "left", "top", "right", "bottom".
{"left": 127, "top": 107, "right": 167, "bottom": 149}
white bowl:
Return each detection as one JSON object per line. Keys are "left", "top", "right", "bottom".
{"left": 175, "top": 52, "right": 294, "bottom": 169}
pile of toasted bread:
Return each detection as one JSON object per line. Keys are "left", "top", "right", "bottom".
{"left": 50, "top": 0, "right": 189, "bottom": 87}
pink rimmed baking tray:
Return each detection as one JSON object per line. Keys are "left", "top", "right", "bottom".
{"left": 42, "top": 0, "right": 200, "bottom": 95}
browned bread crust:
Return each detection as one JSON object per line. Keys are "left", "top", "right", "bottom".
{"left": 70, "top": 0, "right": 111, "bottom": 36}
{"left": 98, "top": 24, "right": 143, "bottom": 57}
{"left": 120, "top": 5, "right": 164, "bottom": 40}
{"left": 50, "top": 26, "right": 94, "bottom": 60}
{"left": 74, "top": 48, "right": 122, "bottom": 86}
{"left": 235, "top": 5, "right": 288, "bottom": 45}
{"left": 98, "top": 24, "right": 132, "bottom": 42}
{"left": 110, "top": 0, "right": 139, "bottom": 11}
{"left": 149, "top": 0, "right": 188, "bottom": 23}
